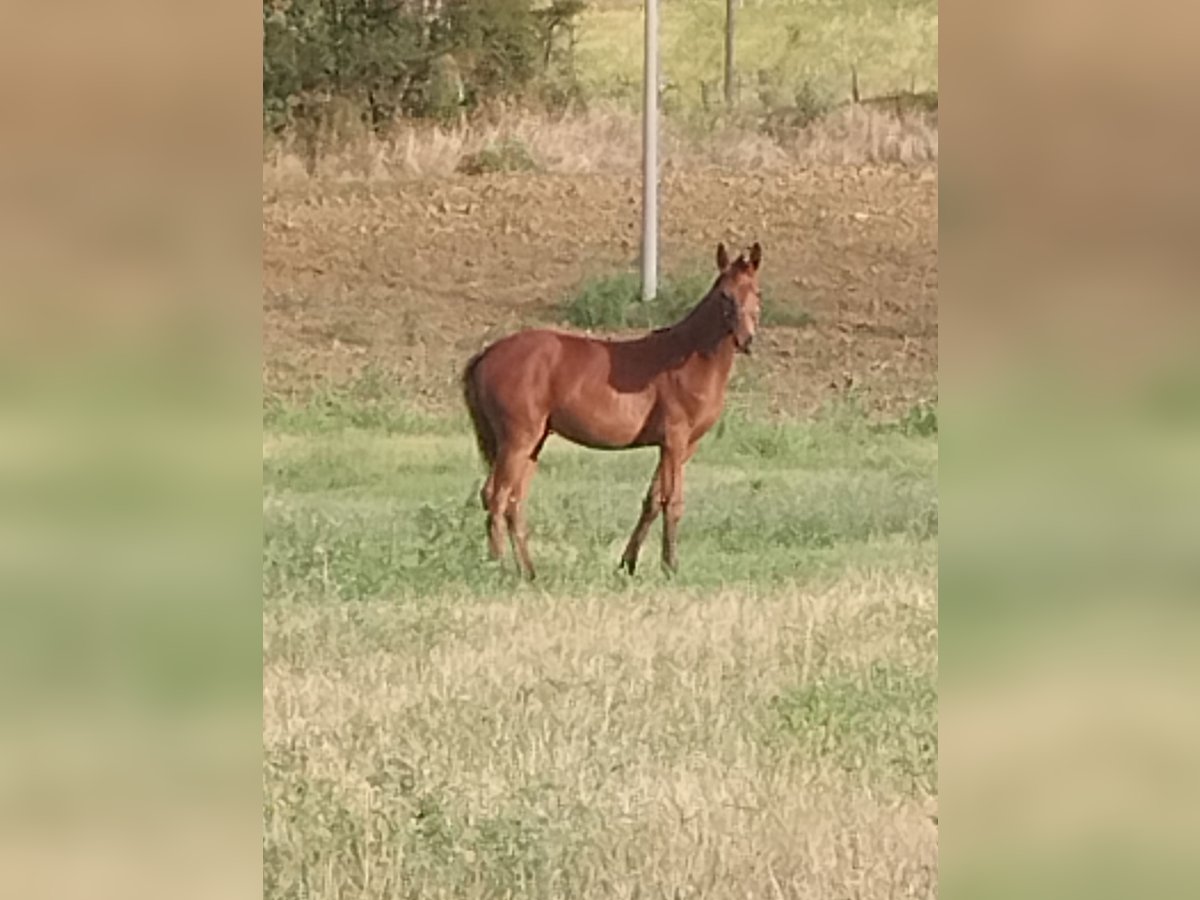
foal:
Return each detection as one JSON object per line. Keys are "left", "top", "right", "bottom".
{"left": 462, "top": 242, "right": 763, "bottom": 578}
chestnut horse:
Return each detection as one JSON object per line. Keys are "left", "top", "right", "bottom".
{"left": 462, "top": 242, "right": 763, "bottom": 578}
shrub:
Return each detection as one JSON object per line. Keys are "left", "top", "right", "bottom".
{"left": 761, "top": 80, "right": 835, "bottom": 140}
{"left": 262, "top": 0, "right": 586, "bottom": 132}
{"left": 898, "top": 399, "right": 938, "bottom": 437}
{"left": 456, "top": 137, "right": 540, "bottom": 175}
{"left": 561, "top": 268, "right": 813, "bottom": 333}
{"left": 560, "top": 271, "right": 714, "bottom": 330}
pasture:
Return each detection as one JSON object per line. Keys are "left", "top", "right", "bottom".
{"left": 263, "top": 393, "right": 937, "bottom": 898}
{"left": 262, "top": 169, "right": 938, "bottom": 897}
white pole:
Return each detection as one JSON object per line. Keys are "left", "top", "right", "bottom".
{"left": 641, "top": 0, "right": 658, "bottom": 302}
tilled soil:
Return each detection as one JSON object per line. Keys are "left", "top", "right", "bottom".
{"left": 263, "top": 166, "right": 937, "bottom": 416}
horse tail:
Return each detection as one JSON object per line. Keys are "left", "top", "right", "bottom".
{"left": 462, "top": 349, "right": 498, "bottom": 470}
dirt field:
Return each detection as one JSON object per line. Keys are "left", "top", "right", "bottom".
{"left": 263, "top": 166, "right": 937, "bottom": 416}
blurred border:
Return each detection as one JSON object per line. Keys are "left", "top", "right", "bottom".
{"left": 0, "top": 3, "right": 261, "bottom": 899}
{"left": 942, "top": 2, "right": 1200, "bottom": 897}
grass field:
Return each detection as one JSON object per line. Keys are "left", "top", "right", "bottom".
{"left": 262, "top": 383, "right": 938, "bottom": 898}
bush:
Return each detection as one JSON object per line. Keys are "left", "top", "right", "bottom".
{"left": 761, "top": 80, "right": 834, "bottom": 140}
{"left": 560, "top": 271, "right": 715, "bottom": 330}
{"left": 263, "top": 0, "right": 426, "bottom": 132}
{"left": 456, "top": 137, "right": 540, "bottom": 175}
{"left": 898, "top": 399, "right": 938, "bottom": 436}
{"left": 561, "top": 268, "right": 813, "bottom": 333}
{"left": 262, "top": 0, "right": 586, "bottom": 132}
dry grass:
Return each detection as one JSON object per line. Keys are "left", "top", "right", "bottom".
{"left": 264, "top": 574, "right": 937, "bottom": 899}
{"left": 262, "top": 104, "right": 937, "bottom": 183}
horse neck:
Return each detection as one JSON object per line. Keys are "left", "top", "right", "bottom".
{"left": 659, "top": 289, "right": 736, "bottom": 370}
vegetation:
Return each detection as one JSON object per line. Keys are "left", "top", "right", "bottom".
{"left": 262, "top": 0, "right": 938, "bottom": 173}
{"left": 263, "top": 373, "right": 938, "bottom": 898}
{"left": 577, "top": 0, "right": 937, "bottom": 113}
{"left": 559, "top": 270, "right": 714, "bottom": 330}
{"left": 560, "top": 267, "right": 815, "bottom": 331}
{"left": 456, "top": 136, "right": 541, "bottom": 174}
{"left": 263, "top": 0, "right": 588, "bottom": 132}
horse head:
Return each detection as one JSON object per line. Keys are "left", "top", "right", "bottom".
{"left": 715, "top": 241, "right": 763, "bottom": 354}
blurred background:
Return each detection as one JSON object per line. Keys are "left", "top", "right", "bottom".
{"left": 0, "top": 2, "right": 260, "bottom": 899}
{"left": 941, "top": 2, "right": 1200, "bottom": 897}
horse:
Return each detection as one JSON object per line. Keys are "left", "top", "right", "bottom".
{"left": 462, "top": 241, "right": 763, "bottom": 579}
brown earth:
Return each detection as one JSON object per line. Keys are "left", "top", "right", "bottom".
{"left": 263, "top": 166, "right": 937, "bottom": 417}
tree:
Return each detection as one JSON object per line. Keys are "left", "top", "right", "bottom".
{"left": 262, "top": 0, "right": 586, "bottom": 133}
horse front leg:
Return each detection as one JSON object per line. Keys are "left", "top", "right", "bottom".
{"left": 619, "top": 459, "right": 663, "bottom": 575}
{"left": 660, "top": 438, "right": 692, "bottom": 573}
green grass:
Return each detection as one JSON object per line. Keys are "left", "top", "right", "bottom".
{"left": 769, "top": 662, "right": 938, "bottom": 795}
{"left": 576, "top": 0, "right": 938, "bottom": 113}
{"left": 263, "top": 367, "right": 457, "bottom": 436}
{"left": 263, "top": 388, "right": 938, "bottom": 899}
{"left": 263, "top": 396, "right": 936, "bottom": 600}
{"left": 560, "top": 270, "right": 714, "bottom": 330}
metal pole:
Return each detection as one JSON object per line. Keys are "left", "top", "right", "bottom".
{"left": 641, "top": 0, "right": 658, "bottom": 302}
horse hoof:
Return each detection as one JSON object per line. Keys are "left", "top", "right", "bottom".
{"left": 619, "top": 556, "right": 637, "bottom": 575}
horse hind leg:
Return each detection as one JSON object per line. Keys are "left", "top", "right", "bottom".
{"left": 485, "top": 450, "right": 515, "bottom": 564}
{"left": 504, "top": 427, "right": 547, "bottom": 579}
{"left": 487, "top": 442, "right": 539, "bottom": 577}
{"left": 486, "top": 474, "right": 510, "bottom": 563}
{"left": 505, "top": 456, "right": 538, "bottom": 580}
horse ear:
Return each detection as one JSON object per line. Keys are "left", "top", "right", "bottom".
{"left": 749, "top": 242, "right": 762, "bottom": 271}
{"left": 716, "top": 243, "right": 730, "bottom": 272}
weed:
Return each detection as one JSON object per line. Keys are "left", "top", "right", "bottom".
{"left": 900, "top": 398, "right": 939, "bottom": 436}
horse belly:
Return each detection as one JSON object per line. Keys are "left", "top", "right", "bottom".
{"left": 548, "top": 389, "right": 658, "bottom": 449}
